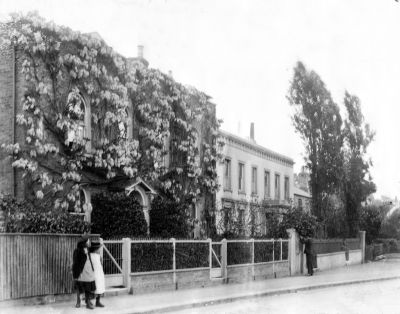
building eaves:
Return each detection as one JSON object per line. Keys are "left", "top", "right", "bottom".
{"left": 218, "top": 129, "right": 294, "bottom": 166}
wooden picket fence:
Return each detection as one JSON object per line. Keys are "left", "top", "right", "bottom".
{"left": 0, "top": 233, "right": 99, "bottom": 301}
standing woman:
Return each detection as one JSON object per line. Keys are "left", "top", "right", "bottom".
{"left": 72, "top": 235, "right": 96, "bottom": 309}
{"left": 89, "top": 240, "right": 106, "bottom": 307}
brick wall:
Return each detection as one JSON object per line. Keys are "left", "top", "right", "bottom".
{"left": 0, "top": 43, "right": 14, "bottom": 197}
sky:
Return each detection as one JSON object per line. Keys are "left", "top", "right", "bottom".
{"left": 1, "top": 0, "right": 399, "bottom": 200}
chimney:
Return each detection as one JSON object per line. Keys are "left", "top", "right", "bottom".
{"left": 250, "top": 122, "right": 255, "bottom": 141}
{"left": 137, "top": 45, "right": 144, "bottom": 59}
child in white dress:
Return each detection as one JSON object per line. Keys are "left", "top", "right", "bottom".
{"left": 89, "top": 240, "right": 105, "bottom": 307}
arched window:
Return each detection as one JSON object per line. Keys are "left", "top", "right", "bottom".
{"left": 68, "top": 187, "right": 92, "bottom": 222}
{"left": 66, "top": 90, "right": 91, "bottom": 151}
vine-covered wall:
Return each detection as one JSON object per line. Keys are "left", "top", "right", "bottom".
{"left": 0, "top": 13, "right": 223, "bottom": 226}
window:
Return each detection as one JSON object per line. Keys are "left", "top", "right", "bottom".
{"left": 238, "top": 208, "right": 246, "bottom": 234}
{"left": 264, "top": 171, "right": 270, "bottom": 198}
{"left": 223, "top": 158, "right": 232, "bottom": 190}
{"left": 66, "top": 90, "right": 91, "bottom": 151}
{"left": 298, "top": 198, "right": 303, "bottom": 209}
{"left": 284, "top": 177, "right": 290, "bottom": 201}
{"left": 275, "top": 174, "right": 280, "bottom": 200}
{"left": 251, "top": 166, "right": 257, "bottom": 195}
{"left": 238, "top": 162, "right": 245, "bottom": 192}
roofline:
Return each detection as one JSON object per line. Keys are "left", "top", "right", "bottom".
{"left": 218, "top": 129, "right": 295, "bottom": 166}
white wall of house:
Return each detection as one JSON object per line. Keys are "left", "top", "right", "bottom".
{"left": 216, "top": 130, "right": 294, "bottom": 206}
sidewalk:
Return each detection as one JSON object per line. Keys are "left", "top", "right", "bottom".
{"left": 1, "top": 260, "right": 400, "bottom": 314}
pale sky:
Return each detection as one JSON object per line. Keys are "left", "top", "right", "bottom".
{"left": 1, "top": 0, "right": 399, "bottom": 200}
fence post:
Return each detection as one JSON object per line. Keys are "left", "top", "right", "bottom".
{"left": 221, "top": 238, "right": 227, "bottom": 283}
{"left": 251, "top": 238, "right": 255, "bottom": 280}
{"left": 171, "top": 238, "right": 177, "bottom": 289}
{"left": 272, "top": 239, "right": 275, "bottom": 277}
{"left": 122, "top": 238, "right": 131, "bottom": 291}
{"left": 208, "top": 238, "right": 212, "bottom": 279}
{"left": 359, "top": 231, "right": 366, "bottom": 264}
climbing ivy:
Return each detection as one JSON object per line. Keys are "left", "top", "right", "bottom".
{"left": 1, "top": 12, "right": 222, "bottom": 213}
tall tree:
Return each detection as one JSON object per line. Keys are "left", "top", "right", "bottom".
{"left": 287, "top": 62, "right": 344, "bottom": 222}
{"left": 342, "top": 92, "right": 376, "bottom": 236}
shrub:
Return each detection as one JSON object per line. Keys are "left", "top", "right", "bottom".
{"left": 266, "top": 207, "right": 318, "bottom": 239}
{"left": 6, "top": 211, "right": 90, "bottom": 233}
{"left": 91, "top": 192, "right": 147, "bottom": 239}
{"left": 150, "top": 196, "right": 191, "bottom": 238}
{"left": 360, "top": 205, "right": 385, "bottom": 244}
{"left": 1, "top": 195, "right": 90, "bottom": 233}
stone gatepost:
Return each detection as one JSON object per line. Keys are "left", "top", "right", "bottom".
{"left": 359, "top": 230, "right": 366, "bottom": 264}
{"left": 287, "top": 228, "right": 302, "bottom": 275}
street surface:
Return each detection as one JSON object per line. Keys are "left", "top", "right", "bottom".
{"left": 173, "top": 279, "right": 400, "bottom": 314}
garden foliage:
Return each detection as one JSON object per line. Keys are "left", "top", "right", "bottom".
{"left": 91, "top": 192, "right": 147, "bottom": 239}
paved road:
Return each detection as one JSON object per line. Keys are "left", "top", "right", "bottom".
{"left": 173, "top": 278, "right": 400, "bottom": 314}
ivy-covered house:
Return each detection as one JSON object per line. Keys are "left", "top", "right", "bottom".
{"left": 0, "top": 13, "right": 221, "bottom": 235}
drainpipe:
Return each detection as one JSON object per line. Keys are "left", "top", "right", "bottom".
{"left": 12, "top": 45, "right": 17, "bottom": 198}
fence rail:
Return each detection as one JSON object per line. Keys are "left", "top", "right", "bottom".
{"left": 123, "top": 238, "right": 289, "bottom": 275}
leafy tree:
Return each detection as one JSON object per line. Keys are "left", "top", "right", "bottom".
{"left": 342, "top": 92, "right": 376, "bottom": 236}
{"left": 287, "top": 62, "right": 344, "bottom": 222}
{"left": 91, "top": 192, "right": 147, "bottom": 239}
{"left": 360, "top": 204, "right": 386, "bottom": 244}
{"left": 380, "top": 210, "right": 400, "bottom": 240}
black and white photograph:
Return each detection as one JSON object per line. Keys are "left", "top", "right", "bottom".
{"left": 0, "top": 1, "right": 400, "bottom": 313}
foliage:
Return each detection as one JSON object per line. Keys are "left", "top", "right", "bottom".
{"left": 216, "top": 201, "right": 266, "bottom": 239}
{"left": 6, "top": 211, "right": 90, "bottom": 233}
{"left": 131, "top": 242, "right": 173, "bottom": 272}
{"left": 1, "top": 195, "right": 90, "bottom": 233}
{"left": 288, "top": 62, "right": 376, "bottom": 237}
{"left": 91, "top": 192, "right": 147, "bottom": 239}
{"left": 227, "top": 242, "right": 252, "bottom": 265}
{"left": 0, "top": 12, "right": 221, "bottom": 217}
{"left": 267, "top": 207, "right": 319, "bottom": 239}
{"left": 176, "top": 242, "right": 209, "bottom": 269}
{"left": 342, "top": 92, "right": 376, "bottom": 236}
{"left": 373, "top": 238, "right": 400, "bottom": 253}
{"left": 254, "top": 241, "right": 273, "bottom": 262}
{"left": 149, "top": 195, "right": 191, "bottom": 238}
{"left": 360, "top": 205, "right": 386, "bottom": 244}
{"left": 380, "top": 210, "right": 400, "bottom": 240}
{"left": 321, "top": 195, "right": 347, "bottom": 238}
{"left": 287, "top": 61, "right": 344, "bottom": 221}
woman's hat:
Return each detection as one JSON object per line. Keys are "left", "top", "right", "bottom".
{"left": 78, "top": 234, "right": 90, "bottom": 243}
{"left": 90, "top": 240, "right": 102, "bottom": 250}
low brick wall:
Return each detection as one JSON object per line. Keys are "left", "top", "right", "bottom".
{"left": 311, "top": 249, "right": 362, "bottom": 271}
{"left": 316, "top": 252, "right": 346, "bottom": 271}
{"left": 348, "top": 249, "right": 362, "bottom": 265}
{"left": 227, "top": 261, "right": 290, "bottom": 283}
{"left": 130, "top": 268, "right": 212, "bottom": 294}
{"left": 130, "top": 261, "right": 291, "bottom": 294}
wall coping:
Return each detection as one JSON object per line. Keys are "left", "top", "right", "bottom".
{"left": 317, "top": 249, "right": 361, "bottom": 258}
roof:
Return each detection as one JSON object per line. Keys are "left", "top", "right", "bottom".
{"left": 219, "top": 129, "right": 294, "bottom": 166}
{"left": 125, "top": 178, "right": 157, "bottom": 194}
{"left": 293, "top": 186, "right": 311, "bottom": 198}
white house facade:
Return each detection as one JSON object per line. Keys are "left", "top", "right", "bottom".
{"left": 216, "top": 124, "right": 294, "bottom": 235}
